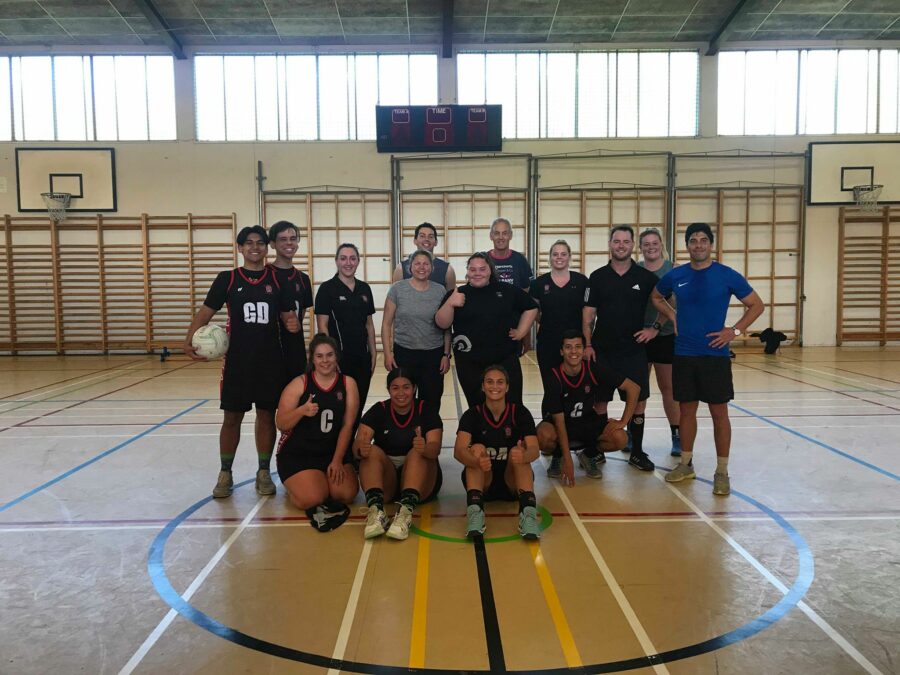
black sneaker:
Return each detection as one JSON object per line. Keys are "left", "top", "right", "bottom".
{"left": 306, "top": 503, "right": 350, "bottom": 532}
{"left": 628, "top": 452, "right": 655, "bottom": 472}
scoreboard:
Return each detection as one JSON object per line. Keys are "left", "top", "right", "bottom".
{"left": 376, "top": 105, "right": 502, "bottom": 153}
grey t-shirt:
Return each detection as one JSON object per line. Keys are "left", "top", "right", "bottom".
{"left": 639, "top": 259, "right": 675, "bottom": 337}
{"left": 386, "top": 279, "right": 446, "bottom": 350}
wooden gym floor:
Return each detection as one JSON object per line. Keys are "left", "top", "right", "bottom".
{"left": 0, "top": 347, "right": 897, "bottom": 675}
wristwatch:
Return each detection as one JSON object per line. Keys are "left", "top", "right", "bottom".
{"left": 731, "top": 326, "right": 742, "bottom": 336}
{"left": 651, "top": 321, "right": 662, "bottom": 330}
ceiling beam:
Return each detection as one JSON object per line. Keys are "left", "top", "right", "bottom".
{"left": 131, "top": 0, "right": 186, "bottom": 60}
{"left": 442, "top": 0, "right": 454, "bottom": 58}
{"left": 706, "top": 0, "right": 748, "bottom": 56}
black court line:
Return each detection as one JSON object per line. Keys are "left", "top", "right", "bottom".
{"left": 473, "top": 535, "right": 506, "bottom": 672}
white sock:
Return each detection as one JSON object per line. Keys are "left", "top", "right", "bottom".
{"left": 681, "top": 451, "right": 693, "bottom": 466}
{"left": 716, "top": 456, "right": 729, "bottom": 475}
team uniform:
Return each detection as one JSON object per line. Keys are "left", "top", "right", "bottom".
{"left": 639, "top": 259, "right": 675, "bottom": 365}
{"left": 585, "top": 261, "right": 659, "bottom": 402}
{"left": 488, "top": 249, "right": 533, "bottom": 288}
{"left": 542, "top": 361, "right": 624, "bottom": 450}
{"left": 655, "top": 262, "right": 754, "bottom": 404}
{"left": 314, "top": 276, "right": 376, "bottom": 409}
{"left": 276, "top": 372, "right": 352, "bottom": 481}
{"left": 529, "top": 272, "right": 589, "bottom": 382}
{"left": 271, "top": 265, "right": 313, "bottom": 378}
{"left": 203, "top": 266, "right": 293, "bottom": 412}
{"left": 438, "top": 282, "right": 538, "bottom": 407}
{"left": 359, "top": 399, "right": 444, "bottom": 501}
{"left": 401, "top": 254, "right": 451, "bottom": 287}
{"left": 458, "top": 402, "right": 537, "bottom": 501}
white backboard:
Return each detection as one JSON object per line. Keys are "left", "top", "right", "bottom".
{"left": 808, "top": 141, "right": 900, "bottom": 205}
{"left": 16, "top": 147, "right": 117, "bottom": 212}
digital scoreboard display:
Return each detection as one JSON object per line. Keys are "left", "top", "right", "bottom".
{"left": 376, "top": 105, "right": 502, "bottom": 153}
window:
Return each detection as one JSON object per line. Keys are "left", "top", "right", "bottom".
{"left": 0, "top": 55, "right": 175, "bottom": 142}
{"left": 194, "top": 53, "right": 438, "bottom": 141}
{"left": 719, "top": 49, "right": 900, "bottom": 136}
{"left": 457, "top": 50, "right": 699, "bottom": 139}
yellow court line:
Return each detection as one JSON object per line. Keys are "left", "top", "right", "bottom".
{"left": 408, "top": 503, "right": 431, "bottom": 668}
{"left": 529, "top": 541, "right": 583, "bottom": 668}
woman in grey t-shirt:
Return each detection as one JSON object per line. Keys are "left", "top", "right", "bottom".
{"left": 639, "top": 228, "right": 680, "bottom": 456}
{"left": 382, "top": 250, "right": 451, "bottom": 409}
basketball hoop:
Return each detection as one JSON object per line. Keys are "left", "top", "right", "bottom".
{"left": 41, "top": 192, "right": 71, "bottom": 223}
{"left": 852, "top": 184, "right": 883, "bottom": 213}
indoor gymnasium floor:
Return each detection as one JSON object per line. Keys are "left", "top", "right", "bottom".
{"left": 0, "top": 347, "right": 898, "bottom": 675}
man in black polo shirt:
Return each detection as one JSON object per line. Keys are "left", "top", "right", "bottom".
{"left": 582, "top": 225, "right": 661, "bottom": 472}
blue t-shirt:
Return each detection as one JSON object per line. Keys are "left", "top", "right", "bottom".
{"left": 655, "top": 262, "right": 753, "bottom": 357}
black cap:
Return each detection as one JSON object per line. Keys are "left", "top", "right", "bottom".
{"left": 685, "top": 222, "right": 714, "bottom": 246}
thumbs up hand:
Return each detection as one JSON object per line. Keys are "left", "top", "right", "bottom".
{"left": 448, "top": 286, "right": 466, "bottom": 308}
{"left": 509, "top": 439, "right": 526, "bottom": 464}
{"left": 359, "top": 435, "right": 374, "bottom": 459}
{"left": 412, "top": 426, "right": 426, "bottom": 455}
{"left": 302, "top": 393, "right": 319, "bottom": 417}
{"left": 471, "top": 444, "right": 492, "bottom": 472}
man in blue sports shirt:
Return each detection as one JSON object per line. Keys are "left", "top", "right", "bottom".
{"left": 651, "top": 223, "right": 764, "bottom": 495}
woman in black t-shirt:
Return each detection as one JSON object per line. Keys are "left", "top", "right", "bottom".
{"left": 275, "top": 335, "right": 360, "bottom": 532}
{"left": 353, "top": 368, "right": 443, "bottom": 541}
{"left": 454, "top": 364, "right": 541, "bottom": 540}
{"left": 435, "top": 252, "right": 538, "bottom": 407}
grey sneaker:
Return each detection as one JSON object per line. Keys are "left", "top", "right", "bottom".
{"left": 466, "top": 504, "right": 486, "bottom": 538}
{"left": 364, "top": 505, "right": 390, "bottom": 539}
{"left": 665, "top": 462, "right": 696, "bottom": 483}
{"left": 547, "top": 455, "right": 562, "bottom": 478}
{"left": 518, "top": 506, "right": 541, "bottom": 540}
{"left": 578, "top": 452, "right": 603, "bottom": 479}
{"left": 212, "top": 470, "right": 233, "bottom": 498}
{"left": 713, "top": 472, "right": 731, "bottom": 496}
{"left": 387, "top": 505, "right": 413, "bottom": 540}
{"left": 255, "top": 468, "right": 276, "bottom": 495}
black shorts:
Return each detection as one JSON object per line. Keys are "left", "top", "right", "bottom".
{"left": 220, "top": 356, "right": 286, "bottom": 412}
{"left": 673, "top": 355, "right": 734, "bottom": 404}
{"left": 277, "top": 445, "right": 353, "bottom": 483}
{"left": 565, "top": 416, "right": 606, "bottom": 450}
{"left": 393, "top": 459, "right": 443, "bottom": 503}
{"left": 594, "top": 349, "right": 650, "bottom": 402}
{"left": 645, "top": 333, "right": 675, "bottom": 365}
{"left": 459, "top": 461, "right": 532, "bottom": 502}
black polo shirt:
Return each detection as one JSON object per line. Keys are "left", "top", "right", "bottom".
{"left": 586, "top": 261, "right": 659, "bottom": 355}
{"left": 529, "top": 271, "right": 588, "bottom": 348}
{"left": 314, "top": 275, "right": 376, "bottom": 355}
{"left": 438, "top": 281, "right": 537, "bottom": 364}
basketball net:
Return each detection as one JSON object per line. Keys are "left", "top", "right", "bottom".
{"left": 852, "top": 184, "right": 883, "bottom": 213}
{"left": 41, "top": 192, "right": 71, "bottom": 223}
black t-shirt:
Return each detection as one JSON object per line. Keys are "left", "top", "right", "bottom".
{"left": 314, "top": 276, "right": 376, "bottom": 355}
{"left": 457, "top": 401, "right": 537, "bottom": 462}
{"left": 203, "top": 266, "right": 293, "bottom": 357}
{"left": 438, "top": 282, "right": 537, "bottom": 364}
{"left": 585, "top": 261, "right": 659, "bottom": 354}
{"left": 360, "top": 399, "right": 443, "bottom": 457}
{"left": 278, "top": 373, "right": 348, "bottom": 457}
{"left": 541, "top": 361, "right": 624, "bottom": 420}
{"left": 529, "top": 272, "right": 588, "bottom": 348}
{"left": 271, "top": 265, "right": 313, "bottom": 360}
{"left": 488, "top": 250, "right": 533, "bottom": 289}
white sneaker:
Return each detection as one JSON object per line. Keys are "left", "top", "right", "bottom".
{"left": 665, "top": 462, "right": 696, "bottom": 483}
{"left": 387, "top": 505, "right": 413, "bottom": 540}
{"left": 364, "top": 505, "right": 389, "bottom": 539}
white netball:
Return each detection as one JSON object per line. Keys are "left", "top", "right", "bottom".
{"left": 191, "top": 324, "right": 229, "bottom": 359}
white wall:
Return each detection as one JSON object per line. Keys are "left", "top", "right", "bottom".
{"left": 0, "top": 52, "right": 896, "bottom": 346}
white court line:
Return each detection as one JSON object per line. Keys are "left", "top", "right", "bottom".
{"left": 3, "top": 515, "right": 897, "bottom": 534}
{"left": 0, "top": 362, "right": 148, "bottom": 413}
{"left": 554, "top": 484, "right": 670, "bottom": 675}
{"left": 326, "top": 539, "right": 373, "bottom": 675}
{"left": 778, "top": 364, "right": 893, "bottom": 391}
{"left": 118, "top": 496, "right": 269, "bottom": 675}
{"left": 657, "top": 475, "right": 884, "bottom": 675}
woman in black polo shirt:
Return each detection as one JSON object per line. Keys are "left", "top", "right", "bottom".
{"left": 435, "top": 252, "right": 538, "bottom": 407}
{"left": 315, "top": 243, "right": 376, "bottom": 411}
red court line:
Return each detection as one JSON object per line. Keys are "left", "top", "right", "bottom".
{"left": 0, "top": 359, "right": 146, "bottom": 400}
{"left": 0, "top": 362, "right": 198, "bottom": 434}
{"left": 740, "top": 362, "right": 900, "bottom": 413}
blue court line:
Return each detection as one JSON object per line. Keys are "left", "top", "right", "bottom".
{"left": 730, "top": 402, "right": 900, "bottom": 482}
{"left": 0, "top": 400, "right": 209, "bottom": 514}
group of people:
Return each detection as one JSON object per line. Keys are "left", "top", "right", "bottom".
{"left": 184, "top": 217, "right": 764, "bottom": 540}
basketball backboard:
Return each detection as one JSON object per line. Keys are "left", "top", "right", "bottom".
{"left": 807, "top": 141, "right": 900, "bottom": 206}
{"left": 16, "top": 147, "right": 117, "bottom": 212}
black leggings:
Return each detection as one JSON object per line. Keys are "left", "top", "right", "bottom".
{"left": 393, "top": 344, "right": 445, "bottom": 409}
{"left": 455, "top": 354, "right": 523, "bottom": 409}
{"left": 535, "top": 336, "right": 562, "bottom": 388}
{"left": 340, "top": 352, "right": 373, "bottom": 420}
